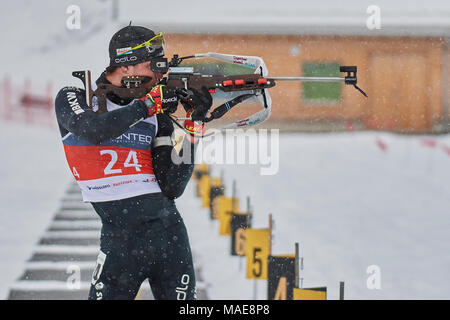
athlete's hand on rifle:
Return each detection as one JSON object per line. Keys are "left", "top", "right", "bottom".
{"left": 181, "top": 87, "right": 213, "bottom": 122}
{"left": 140, "top": 84, "right": 184, "bottom": 117}
{"left": 181, "top": 87, "right": 213, "bottom": 138}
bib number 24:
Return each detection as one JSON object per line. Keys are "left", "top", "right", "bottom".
{"left": 100, "top": 149, "right": 142, "bottom": 175}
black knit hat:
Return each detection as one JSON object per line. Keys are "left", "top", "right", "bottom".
{"left": 109, "top": 25, "right": 164, "bottom": 67}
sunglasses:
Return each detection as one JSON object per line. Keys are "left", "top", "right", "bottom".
{"left": 116, "top": 32, "right": 165, "bottom": 57}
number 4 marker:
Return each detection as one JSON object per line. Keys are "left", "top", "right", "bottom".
{"left": 124, "top": 150, "right": 142, "bottom": 172}
{"left": 72, "top": 167, "right": 80, "bottom": 179}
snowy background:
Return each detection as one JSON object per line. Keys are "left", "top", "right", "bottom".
{"left": 1, "top": 0, "right": 450, "bottom": 300}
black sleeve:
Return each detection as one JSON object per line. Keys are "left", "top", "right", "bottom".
{"left": 152, "top": 137, "right": 198, "bottom": 199}
{"left": 55, "top": 86, "right": 148, "bottom": 145}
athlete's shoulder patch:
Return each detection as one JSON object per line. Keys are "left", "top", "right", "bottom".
{"left": 56, "top": 86, "right": 86, "bottom": 115}
{"left": 66, "top": 91, "right": 85, "bottom": 115}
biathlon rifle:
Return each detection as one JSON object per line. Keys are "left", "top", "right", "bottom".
{"left": 72, "top": 52, "right": 367, "bottom": 131}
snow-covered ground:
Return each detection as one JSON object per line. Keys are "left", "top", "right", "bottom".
{"left": 2, "top": 117, "right": 450, "bottom": 299}
{"left": 0, "top": 120, "right": 73, "bottom": 300}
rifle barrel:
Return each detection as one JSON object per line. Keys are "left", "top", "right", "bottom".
{"left": 269, "top": 76, "right": 345, "bottom": 82}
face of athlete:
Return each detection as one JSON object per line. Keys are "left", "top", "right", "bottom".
{"left": 122, "top": 60, "right": 163, "bottom": 88}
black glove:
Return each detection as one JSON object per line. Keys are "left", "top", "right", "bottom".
{"left": 160, "top": 86, "right": 183, "bottom": 114}
{"left": 181, "top": 87, "right": 213, "bottom": 121}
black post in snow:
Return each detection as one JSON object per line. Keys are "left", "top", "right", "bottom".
{"left": 339, "top": 281, "right": 345, "bottom": 300}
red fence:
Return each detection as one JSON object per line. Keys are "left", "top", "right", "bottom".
{"left": 0, "top": 75, "right": 55, "bottom": 127}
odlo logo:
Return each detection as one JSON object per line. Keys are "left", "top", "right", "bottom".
{"left": 175, "top": 274, "right": 190, "bottom": 300}
{"left": 115, "top": 56, "right": 137, "bottom": 64}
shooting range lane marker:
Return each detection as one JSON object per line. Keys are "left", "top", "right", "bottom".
{"left": 9, "top": 280, "right": 92, "bottom": 291}
{"left": 194, "top": 166, "right": 336, "bottom": 300}
{"left": 24, "top": 261, "right": 95, "bottom": 270}
{"left": 48, "top": 220, "right": 101, "bottom": 231}
{"left": 41, "top": 230, "right": 100, "bottom": 239}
